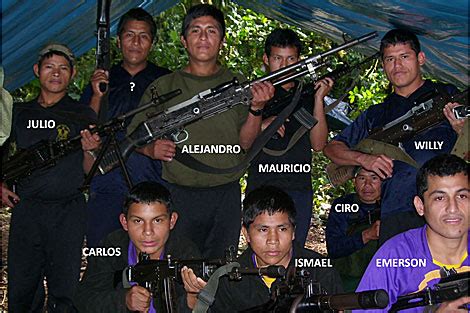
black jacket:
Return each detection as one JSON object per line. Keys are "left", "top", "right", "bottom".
{"left": 210, "top": 242, "right": 343, "bottom": 312}
{"left": 74, "top": 229, "right": 200, "bottom": 312}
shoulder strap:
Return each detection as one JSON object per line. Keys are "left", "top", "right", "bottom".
{"left": 174, "top": 83, "right": 304, "bottom": 174}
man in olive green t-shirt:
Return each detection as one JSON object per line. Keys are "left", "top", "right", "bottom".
{"left": 127, "top": 4, "right": 274, "bottom": 258}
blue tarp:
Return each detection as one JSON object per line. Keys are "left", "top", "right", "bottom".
{"left": 234, "top": 0, "right": 469, "bottom": 89}
{"left": 1, "top": 0, "right": 177, "bottom": 91}
{"left": 1, "top": 0, "right": 468, "bottom": 91}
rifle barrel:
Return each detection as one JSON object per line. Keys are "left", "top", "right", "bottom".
{"left": 300, "top": 289, "right": 389, "bottom": 310}
{"left": 252, "top": 31, "right": 377, "bottom": 87}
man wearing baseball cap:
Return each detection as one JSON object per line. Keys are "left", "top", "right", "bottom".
{"left": 2, "top": 43, "right": 100, "bottom": 312}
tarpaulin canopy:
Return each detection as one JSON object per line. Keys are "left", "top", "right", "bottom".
{"left": 233, "top": 0, "right": 469, "bottom": 89}
{"left": 1, "top": 0, "right": 177, "bottom": 91}
{"left": 1, "top": 0, "right": 468, "bottom": 91}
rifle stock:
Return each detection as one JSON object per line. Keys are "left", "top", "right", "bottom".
{"left": 327, "top": 88, "right": 469, "bottom": 186}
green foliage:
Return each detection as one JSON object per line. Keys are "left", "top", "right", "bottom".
{"left": 347, "top": 62, "right": 390, "bottom": 119}
{"left": 11, "top": 0, "right": 391, "bottom": 227}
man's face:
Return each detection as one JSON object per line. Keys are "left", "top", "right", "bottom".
{"left": 33, "top": 54, "right": 74, "bottom": 94}
{"left": 120, "top": 202, "right": 177, "bottom": 260}
{"left": 263, "top": 46, "right": 299, "bottom": 72}
{"left": 117, "top": 20, "right": 153, "bottom": 68}
{"left": 180, "top": 16, "right": 224, "bottom": 64}
{"left": 414, "top": 173, "right": 469, "bottom": 241}
{"left": 354, "top": 169, "right": 382, "bottom": 204}
{"left": 242, "top": 211, "right": 294, "bottom": 268}
{"left": 382, "top": 43, "right": 425, "bottom": 94}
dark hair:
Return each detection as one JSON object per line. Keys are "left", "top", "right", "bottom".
{"left": 181, "top": 4, "right": 225, "bottom": 39}
{"left": 242, "top": 186, "right": 296, "bottom": 229}
{"left": 38, "top": 51, "right": 74, "bottom": 70}
{"left": 416, "top": 154, "right": 469, "bottom": 199}
{"left": 117, "top": 8, "right": 157, "bottom": 41}
{"left": 265, "top": 28, "right": 302, "bottom": 57}
{"left": 380, "top": 28, "right": 421, "bottom": 60}
{"left": 123, "top": 181, "right": 173, "bottom": 216}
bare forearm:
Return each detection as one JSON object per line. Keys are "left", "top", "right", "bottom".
{"left": 239, "top": 113, "right": 262, "bottom": 150}
{"left": 82, "top": 152, "right": 96, "bottom": 175}
{"left": 89, "top": 95, "right": 103, "bottom": 114}
{"left": 323, "top": 140, "right": 367, "bottom": 166}
{"left": 310, "top": 96, "right": 328, "bottom": 151}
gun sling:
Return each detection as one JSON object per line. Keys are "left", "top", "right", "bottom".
{"left": 193, "top": 262, "right": 241, "bottom": 313}
{"left": 174, "top": 83, "right": 304, "bottom": 174}
{"left": 262, "top": 67, "right": 358, "bottom": 157}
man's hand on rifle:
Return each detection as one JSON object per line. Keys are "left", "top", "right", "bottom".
{"left": 435, "top": 296, "right": 470, "bottom": 313}
{"left": 357, "top": 153, "right": 394, "bottom": 180}
{"left": 250, "top": 81, "right": 275, "bottom": 111}
{"left": 126, "top": 285, "right": 151, "bottom": 313}
{"left": 181, "top": 266, "right": 207, "bottom": 309}
{"left": 88, "top": 69, "right": 109, "bottom": 114}
{"left": 314, "top": 77, "right": 334, "bottom": 100}
{"left": 81, "top": 125, "right": 101, "bottom": 174}
{"left": 139, "top": 139, "right": 176, "bottom": 162}
{"left": 362, "top": 220, "right": 380, "bottom": 244}
{"left": 80, "top": 126, "right": 102, "bottom": 152}
{"left": 443, "top": 102, "right": 466, "bottom": 135}
{"left": 1, "top": 182, "right": 19, "bottom": 207}
{"left": 90, "top": 69, "right": 109, "bottom": 98}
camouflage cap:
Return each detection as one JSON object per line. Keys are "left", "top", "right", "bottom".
{"left": 38, "top": 43, "right": 75, "bottom": 65}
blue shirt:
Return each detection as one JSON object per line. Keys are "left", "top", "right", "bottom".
{"left": 80, "top": 62, "right": 171, "bottom": 192}
{"left": 326, "top": 193, "right": 379, "bottom": 258}
{"left": 334, "top": 80, "right": 458, "bottom": 217}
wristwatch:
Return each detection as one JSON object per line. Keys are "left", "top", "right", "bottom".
{"left": 249, "top": 107, "right": 263, "bottom": 116}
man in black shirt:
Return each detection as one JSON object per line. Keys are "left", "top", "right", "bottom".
{"left": 80, "top": 8, "right": 171, "bottom": 247}
{"left": 247, "top": 29, "right": 333, "bottom": 246}
{"left": 182, "top": 186, "right": 343, "bottom": 312}
{"left": 1, "top": 44, "right": 98, "bottom": 312}
{"left": 74, "top": 181, "right": 200, "bottom": 313}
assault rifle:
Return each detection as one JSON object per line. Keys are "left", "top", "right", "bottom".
{"left": 242, "top": 268, "right": 389, "bottom": 312}
{"left": 124, "top": 248, "right": 286, "bottom": 313}
{"left": 94, "top": 32, "right": 377, "bottom": 175}
{"left": 95, "top": 0, "right": 111, "bottom": 93}
{"left": 327, "top": 88, "right": 469, "bottom": 186}
{"left": 262, "top": 53, "right": 379, "bottom": 119}
{"left": 390, "top": 271, "right": 469, "bottom": 312}
{"left": 1, "top": 90, "right": 180, "bottom": 185}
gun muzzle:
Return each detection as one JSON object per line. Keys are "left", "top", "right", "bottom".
{"left": 299, "top": 289, "right": 389, "bottom": 310}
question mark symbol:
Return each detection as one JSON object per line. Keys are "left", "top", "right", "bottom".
{"left": 130, "top": 82, "right": 135, "bottom": 92}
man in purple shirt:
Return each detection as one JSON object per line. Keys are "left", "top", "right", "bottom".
{"left": 355, "top": 154, "right": 469, "bottom": 312}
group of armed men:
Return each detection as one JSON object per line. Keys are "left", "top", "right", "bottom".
{"left": 1, "top": 4, "right": 468, "bottom": 313}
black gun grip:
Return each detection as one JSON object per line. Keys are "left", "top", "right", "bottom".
{"left": 99, "top": 82, "right": 107, "bottom": 93}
